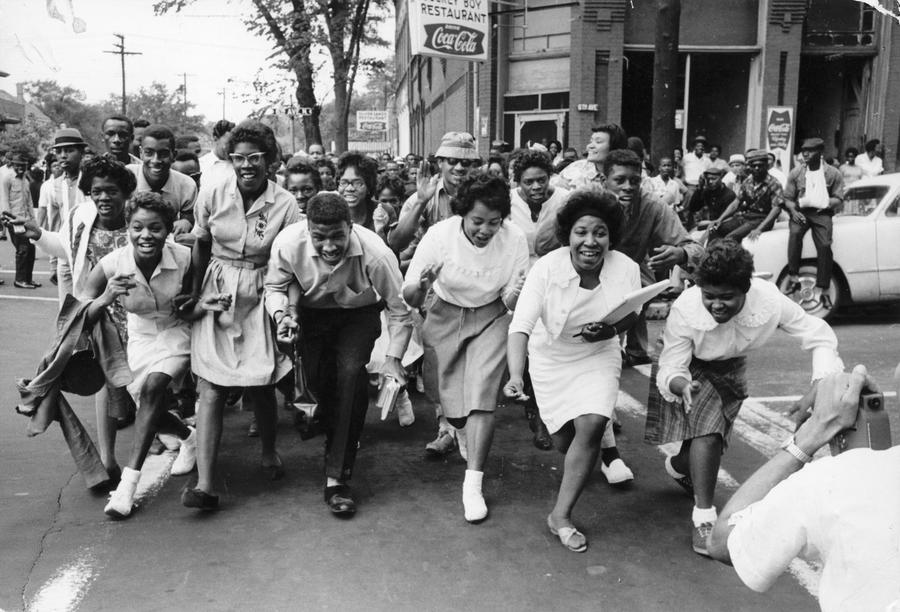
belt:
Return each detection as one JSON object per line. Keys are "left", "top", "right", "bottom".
{"left": 212, "top": 256, "right": 267, "bottom": 270}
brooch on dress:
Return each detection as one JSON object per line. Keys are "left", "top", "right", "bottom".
{"left": 254, "top": 210, "right": 268, "bottom": 240}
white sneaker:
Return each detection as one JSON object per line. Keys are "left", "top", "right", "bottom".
{"left": 600, "top": 458, "right": 634, "bottom": 484}
{"left": 462, "top": 485, "right": 488, "bottom": 522}
{"left": 104, "top": 467, "right": 140, "bottom": 519}
{"left": 396, "top": 390, "right": 415, "bottom": 427}
{"left": 171, "top": 427, "right": 197, "bottom": 476}
{"left": 157, "top": 433, "right": 181, "bottom": 451}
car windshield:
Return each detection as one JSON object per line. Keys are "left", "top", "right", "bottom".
{"left": 838, "top": 185, "right": 889, "bottom": 217}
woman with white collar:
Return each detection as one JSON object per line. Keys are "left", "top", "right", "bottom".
{"left": 646, "top": 240, "right": 843, "bottom": 557}
{"left": 505, "top": 191, "right": 640, "bottom": 553}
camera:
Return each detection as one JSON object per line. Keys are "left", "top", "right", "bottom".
{"left": 829, "top": 392, "right": 893, "bottom": 455}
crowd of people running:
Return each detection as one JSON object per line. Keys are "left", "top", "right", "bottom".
{"left": 2, "top": 116, "right": 848, "bottom": 561}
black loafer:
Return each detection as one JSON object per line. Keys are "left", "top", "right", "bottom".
{"left": 324, "top": 485, "right": 356, "bottom": 516}
{"left": 533, "top": 420, "right": 553, "bottom": 451}
{"left": 182, "top": 487, "right": 219, "bottom": 511}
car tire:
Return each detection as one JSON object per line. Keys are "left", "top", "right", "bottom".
{"left": 778, "top": 263, "right": 843, "bottom": 321}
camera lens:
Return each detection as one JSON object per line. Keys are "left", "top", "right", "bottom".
{"left": 869, "top": 398, "right": 881, "bottom": 409}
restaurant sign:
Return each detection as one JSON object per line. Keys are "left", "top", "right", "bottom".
{"left": 408, "top": 0, "right": 488, "bottom": 61}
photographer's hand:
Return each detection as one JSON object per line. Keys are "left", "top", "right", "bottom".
{"left": 794, "top": 365, "right": 876, "bottom": 456}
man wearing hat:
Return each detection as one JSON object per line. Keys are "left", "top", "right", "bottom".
{"left": 709, "top": 149, "right": 784, "bottom": 242}
{"left": 685, "top": 165, "right": 736, "bottom": 230}
{"left": 722, "top": 154, "right": 746, "bottom": 191}
{"left": 389, "top": 131, "right": 481, "bottom": 458}
{"left": 0, "top": 150, "right": 39, "bottom": 288}
{"left": 783, "top": 137, "right": 844, "bottom": 309}
{"left": 38, "top": 127, "right": 90, "bottom": 290}
{"left": 682, "top": 135, "right": 711, "bottom": 189}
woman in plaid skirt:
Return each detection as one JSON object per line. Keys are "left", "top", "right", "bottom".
{"left": 645, "top": 240, "right": 843, "bottom": 556}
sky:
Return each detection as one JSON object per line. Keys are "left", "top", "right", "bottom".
{"left": 0, "top": 0, "right": 391, "bottom": 123}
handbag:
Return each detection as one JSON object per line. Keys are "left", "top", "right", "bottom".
{"left": 60, "top": 333, "right": 106, "bottom": 396}
{"left": 291, "top": 343, "right": 321, "bottom": 440}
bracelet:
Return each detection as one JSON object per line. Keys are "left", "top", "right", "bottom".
{"left": 780, "top": 435, "right": 813, "bottom": 464}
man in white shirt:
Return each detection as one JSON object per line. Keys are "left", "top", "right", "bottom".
{"left": 838, "top": 147, "right": 864, "bottom": 186}
{"left": 681, "top": 135, "right": 711, "bottom": 188}
{"left": 198, "top": 119, "right": 235, "bottom": 189}
{"left": 783, "top": 138, "right": 845, "bottom": 310}
{"left": 855, "top": 138, "right": 884, "bottom": 177}
{"left": 709, "top": 363, "right": 900, "bottom": 612}
{"left": 39, "top": 128, "right": 90, "bottom": 290}
{"left": 127, "top": 124, "right": 196, "bottom": 241}
{"left": 722, "top": 154, "right": 746, "bottom": 191}
{"left": 647, "top": 156, "right": 684, "bottom": 209}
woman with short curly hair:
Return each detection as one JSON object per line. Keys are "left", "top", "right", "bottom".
{"left": 337, "top": 151, "right": 380, "bottom": 229}
{"left": 185, "top": 120, "right": 300, "bottom": 510}
{"left": 646, "top": 239, "right": 844, "bottom": 557}
{"left": 505, "top": 190, "right": 640, "bottom": 552}
{"left": 403, "top": 172, "right": 530, "bottom": 523}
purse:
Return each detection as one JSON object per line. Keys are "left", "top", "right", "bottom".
{"left": 291, "top": 343, "right": 321, "bottom": 440}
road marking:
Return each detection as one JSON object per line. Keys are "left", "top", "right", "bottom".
{"left": 26, "top": 551, "right": 96, "bottom": 612}
{"left": 0, "top": 270, "right": 52, "bottom": 276}
{"left": 25, "top": 453, "right": 175, "bottom": 610}
{"left": 753, "top": 392, "right": 896, "bottom": 402}
{"left": 0, "top": 294, "right": 58, "bottom": 302}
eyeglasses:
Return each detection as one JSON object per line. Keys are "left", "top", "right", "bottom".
{"left": 441, "top": 158, "right": 476, "bottom": 168}
{"left": 141, "top": 148, "right": 172, "bottom": 161}
{"left": 338, "top": 179, "right": 366, "bottom": 190}
{"left": 229, "top": 152, "right": 267, "bottom": 166}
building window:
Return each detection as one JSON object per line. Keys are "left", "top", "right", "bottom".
{"left": 505, "top": 94, "right": 540, "bottom": 112}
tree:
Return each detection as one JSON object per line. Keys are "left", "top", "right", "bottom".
{"left": 650, "top": 0, "right": 681, "bottom": 166}
{"left": 153, "top": 0, "right": 389, "bottom": 153}
{"left": 99, "top": 81, "right": 207, "bottom": 136}
{"left": 22, "top": 80, "right": 106, "bottom": 149}
{"left": 0, "top": 112, "right": 55, "bottom": 158}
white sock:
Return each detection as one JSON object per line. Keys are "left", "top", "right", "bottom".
{"left": 121, "top": 466, "right": 141, "bottom": 486}
{"left": 692, "top": 505, "right": 717, "bottom": 526}
{"left": 462, "top": 470, "right": 487, "bottom": 522}
{"left": 665, "top": 455, "right": 687, "bottom": 479}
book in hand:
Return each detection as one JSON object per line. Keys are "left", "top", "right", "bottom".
{"left": 599, "top": 279, "right": 673, "bottom": 325}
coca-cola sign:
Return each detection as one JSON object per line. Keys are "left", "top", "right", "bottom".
{"left": 423, "top": 24, "right": 485, "bottom": 57}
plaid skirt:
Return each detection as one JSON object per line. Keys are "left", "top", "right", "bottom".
{"left": 644, "top": 356, "right": 748, "bottom": 447}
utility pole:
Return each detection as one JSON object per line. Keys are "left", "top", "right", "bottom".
{"left": 176, "top": 72, "right": 194, "bottom": 128}
{"left": 103, "top": 33, "right": 142, "bottom": 116}
{"left": 217, "top": 88, "right": 227, "bottom": 119}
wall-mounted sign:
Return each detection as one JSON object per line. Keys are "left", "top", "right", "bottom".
{"left": 675, "top": 109, "right": 684, "bottom": 130}
{"left": 357, "top": 110, "right": 389, "bottom": 132}
{"left": 408, "top": 0, "right": 488, "bottom": 61}
{"left": 766, "top": 106, "right": 794, "bottom": 172}
{"left": 577, "top": 103, "right": 598, "bottom": 112}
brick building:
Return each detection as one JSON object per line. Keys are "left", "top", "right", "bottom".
{"left": 393, "top": 0, "right": 900, "bottom": 170}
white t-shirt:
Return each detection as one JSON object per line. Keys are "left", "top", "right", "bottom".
{"left": 855, "top": 153, "right": 884, "bottom": 178}
{"left": 403, "top": 216, "right": 529, "bottom": 308}
{"left": 727, "top": 446, "right": 900, "bottom": 612}
{"left": 508, "top": 187, "right": 570, "bottom": 259}
{"left": 682, "top": 152, "right": 710, "bottom": 185}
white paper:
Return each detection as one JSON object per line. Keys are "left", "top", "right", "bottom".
{"left": 600, "top": 279, "right": 672, "bottom": 324}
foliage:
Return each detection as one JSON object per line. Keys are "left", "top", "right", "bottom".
{"left": 153, "top": 0, "right": 390, "bottom": 152}
{"left": 100, "top": 82, "right": 208, "bottom": 135}
{"left": 0, "top": 112, "right": 55, "bottom": 159}
{"left": 21, "top": 80, "right": 105, "bottom": 149}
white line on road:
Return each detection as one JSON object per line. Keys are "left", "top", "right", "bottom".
{"left": 0, "top": 294, "right": 58, "bottom": 302}
{"left": 753, "top": 392, "right": 896, "bottom": 402}
{"left": 25, "top": 453, "right": 176, "bottom": 610}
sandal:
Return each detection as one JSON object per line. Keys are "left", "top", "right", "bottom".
{"left": 324, "top": 485, "right": 356, "bottom": 516}
{"left": 547, "top": 515, "right": 588, "bottom": 553}
{"left": 181, "top": 487, "right": 219, "bottom": 511}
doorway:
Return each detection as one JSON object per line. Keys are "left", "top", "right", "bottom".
{"left": 514, "top": 112, "right": 566, "bottom": 148}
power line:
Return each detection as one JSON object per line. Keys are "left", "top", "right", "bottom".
{"left": 102, "top": 34, "right": 142, "bottom": 115}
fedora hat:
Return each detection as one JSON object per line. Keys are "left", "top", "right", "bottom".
{"left": 51, "top": 127, "right": 86, "bottom": 149}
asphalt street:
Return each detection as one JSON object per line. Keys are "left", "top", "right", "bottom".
{"left": 2, "top": 247, "right": 898, "bottom": 612}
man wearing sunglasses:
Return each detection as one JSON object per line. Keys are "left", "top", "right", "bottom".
{"left": 388, "top": 131, "right": 480, "bottom": 458}
{"left": 127, "top": 124, "right": 197, "bottom": 241}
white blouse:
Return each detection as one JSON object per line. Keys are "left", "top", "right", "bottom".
{"left": 509, "top": 247, "right": 640, "bottom": 343}
{"left": 508, "top": 187, "right": 570, "bottom": 260}
{"left": 403, "top": 216, "right": 529, "bottom": 309}
{"left": 656, "top": 278, "right": 844, "bottom": 402}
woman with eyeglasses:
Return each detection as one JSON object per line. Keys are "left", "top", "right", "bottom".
{"left": 183, "top": 120, "right": 299, "bottom": 511}
{"left": 336, "top": 152, "right": 380, "bottom": 231}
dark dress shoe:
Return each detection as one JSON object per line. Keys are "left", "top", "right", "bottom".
{"left": 623, "top": 352, "right": 652, "bottom": 367}
{"left": 182, "top": 487, "right": 219, "bottom": 510}
{"left": 324, "top": 485, "right": 356, "bottom": 516}
{"left": 14, "top": 281, "right": 38, "bottom": 289}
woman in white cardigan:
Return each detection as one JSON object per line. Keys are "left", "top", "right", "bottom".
{"left": 505, "top": 191, "right": 640, "bottom": 552}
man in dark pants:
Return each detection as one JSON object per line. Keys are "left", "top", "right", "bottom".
{"left": 783, "top": 138, "right": 844, "bottom": 310}
{"left": 265, "top": 193, "right": 412, "bottom": 516}
{"left": 0, "top": 152, "right": 40, "bottom": 288}
{"left": 708, "top": 149, "right": 784, "bottom": 243}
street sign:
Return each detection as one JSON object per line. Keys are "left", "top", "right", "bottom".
{"left": 576, "top": 103, "right": 598, "bottom": 112}
{"left": 357, "top": 110, "right": 389, "bottom": 132}
{"left": 298, "top": 107, "right": 313, "bottom": 116}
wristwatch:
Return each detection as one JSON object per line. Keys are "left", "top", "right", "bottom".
{"left": 780, "top": 435, "right": 813, "bottom": 464}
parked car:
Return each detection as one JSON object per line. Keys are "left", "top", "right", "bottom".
{"left": 743, "top": 172, "right": 900, "bottom": 320}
